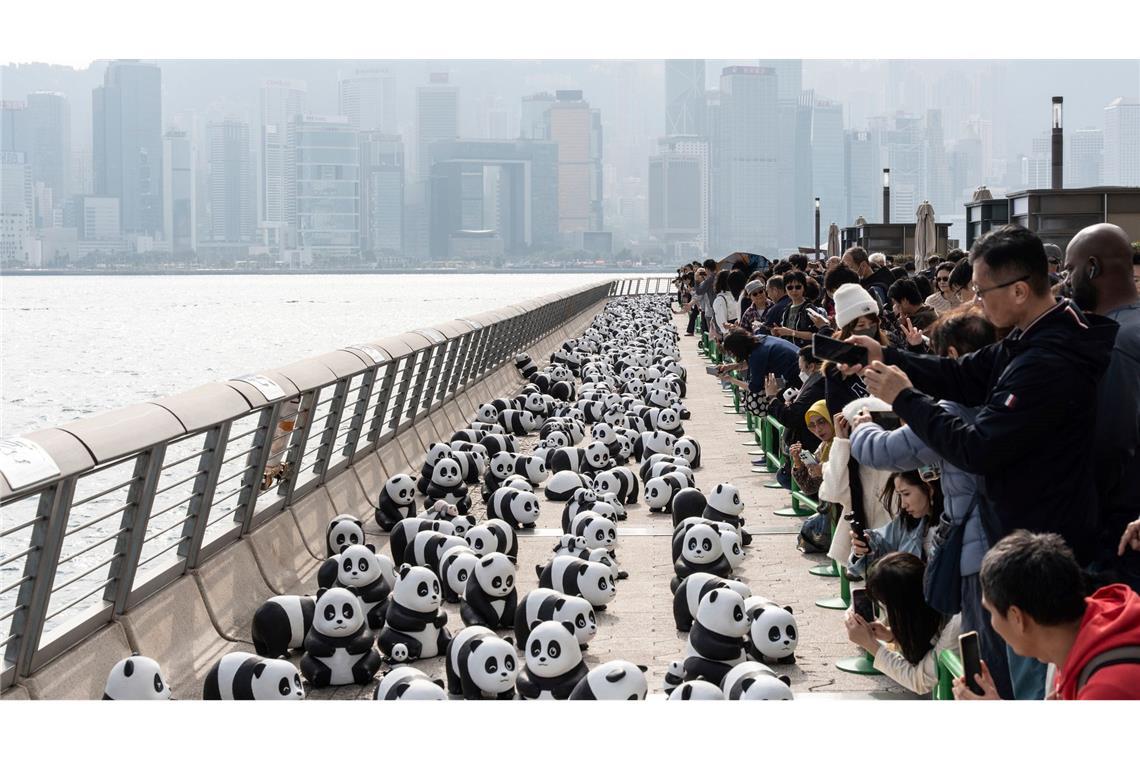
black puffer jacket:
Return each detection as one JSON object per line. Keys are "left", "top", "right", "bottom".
{"left": 887, "top": 300, "right": 1118, "bottom": 564}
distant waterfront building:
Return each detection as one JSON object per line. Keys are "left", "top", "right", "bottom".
{"left": 589, "top": 109, "right": 604, "bottom": 232}
{"left": 1104, "top": 97, "right": 1140, "bottom": 186}
{"left": 1, "top": 151, "right": 35, "bottom": 264}
{"left": 547, "top": 90, "right": 596, "bottom": 234}
{"left": 649, "top": 136, "right": 709, "bottom": 256}
{"left": 416, "top": 73, "right": 458, "bottom": 181}
{"left": 163, "top": 129, "right": 196, "bottom": 255}
{"left": 1021, "top": 132, "right": 1052, "bottom": 190}
{"left": 521, "top": 92, "right": 555, "bottom": 140}
{"left": 811, "top": 96, "right": 846, "bottom": 236}
{"left": 665, "top": 60, "right": 706, "bottom": 136}
{"left": 359, "top": 131, "right": 404, "bottom": 255}
{"left": 294, "top": 115, "right": 359, "bottom": 261}
{"left": 845, "top": 130, "right": 879, "bottom": 227}
{"left": 208, "top": 119, "right": 254, "bottom": 243}
{"left": 26, "top": 92, "right": 72, "bottom": 204}
{"left": 260, "top": 80, "right": 306, "bottom": 239}
{"left": 92, "top": 60, "right": 163, "bottom": 237}
{"left": 757, "top": 59, "right": 802, "bottom": 104}
{"left": 1068, "top": 128, "right": 1103, "bottom": 188}
{"left": 339, "top": 69, "right": 397, "bottom": 133}
{"left": 716, "top": 66, "right": 778, "bottom": 255}
{"left": 64, "top": 195, "right": 121, "bottom": 242}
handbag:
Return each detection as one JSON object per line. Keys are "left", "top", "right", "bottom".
{"left": 923, "top": 495, "right": 979, "bottom": 616}
{"left": 743, "top": 389, "right": 768, "bottom": 417}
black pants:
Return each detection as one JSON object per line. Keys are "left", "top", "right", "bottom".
{"left": 686, "top": 307, "right": 699, "bottom": 334}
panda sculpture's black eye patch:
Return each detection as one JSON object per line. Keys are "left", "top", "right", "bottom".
{"left": 733, "top": 606, "right": 744, "bottom": 622}
{"left": 547, "top": 642, "right": 561, "bottom": 658}
{"left": 530, "top": 640, "right": 542, "bottom": 657}
{"left": 702, "top": 539, "right": 713, "bottom": 552}
{"left": 417, "top": 582, "right": 429, "bottom": 597}
{"left": 153, "top": 674, "right": 163, "bottom": 692}
{"left": 279, "top": 678, "right": 291, "bottom": 695}
{"left": 505, "top": 655, "right": 516, "bottom": 670}
{"left": 341, "top": 603, "right": 354, "bottom": 619}
{"left": 342, "top": 558, "right": 352, "bottom": 572}
{"left": 324, "top": 606, "right": 336, "bottom": 621}
{"left": 768, "top": 626, "right": 781, "bottom": 642}
{"left": 357, "top": 558, "right": 369, "bottom": 572}
{"left": 786, "top": 625, "right": 797, "bottom": 640}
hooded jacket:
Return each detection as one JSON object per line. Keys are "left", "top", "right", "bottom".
{"left": 886, "top": 300, "right": 1118, "bottom": 564}
{"left": 1053, "top": 584, "right": 1140, "bottom": 700}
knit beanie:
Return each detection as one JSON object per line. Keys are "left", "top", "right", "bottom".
{"left": 833, "top": 283, "right": 880, "bottom": 329}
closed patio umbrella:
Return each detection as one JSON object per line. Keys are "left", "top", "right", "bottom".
{"left": 827, "top": 223, "right": 841, "bottom": 258}
{"left": 915, "top": 201, "right": 936, "bottom": 271}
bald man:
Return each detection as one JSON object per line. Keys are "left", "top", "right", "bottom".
{"left": 1066, "top": 223, "right": 1140, "bottom": 592}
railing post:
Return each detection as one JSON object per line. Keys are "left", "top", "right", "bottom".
{"left": 8, "top": 479, "right": 76, "bottom": 678}
{"left": 314, "top": 378, "right": 351, "bottom": 484}
{"left": 235, "top": 403, "right": 281, "bottom": 533}
{"left": 179, "top": 422, "right": 231, "bottom": 568}
{"left": 106, "top": 444, "right": 167, "bottom": 614}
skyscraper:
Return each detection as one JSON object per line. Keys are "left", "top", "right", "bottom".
{"left": 665, "top": 60, "right": 706, "bottom": 136}
{"left": 811, "top": 96, "right": 846, "bottom": 235}
{"left": 521, "top": 93, "right": 555, "bottom": 139}
{"left": 338, "top": 69, "right": 397, "bottom": 133}
{"left": 547, "top": 90, "right": 595, "bottom": 234}
{"left": 26, "top": 92, "right": 71, "bottom": 203}
{"left": 717, "top": 66, "right": 778, "bottom": 255}
{"left": 359, "top": 131, "right": 404, "bottom": 256}
{"left": 92, "top": 60, "right": 163, "bottom": 236}
{"left": 883, "top": 113, "right": 925, "bottom": 222}
{"left": 924, "top": 109, "right": 952, "bottom": 213}
{"left": 0, "top": 152, "right": 34, "bottom": 264}
{"left": 163, "top": 129, "right": 196, "bottom": 255}
{"left": 649, "top": 136, "right": 709, "bottom": 256}
{"left": 590, "top": 109, "right": 604, "bottom": 232}
{"left": 1021, "top": 133, "right": 1051, "bottom": 190}
{"left": 1068, "top": 128, "right": 1103, "bottom": 188}
{"left": 260, "top": 80, "right": 306, "bottom": 238}
{"left": 1104, "top": 97, "right": 1140, "bottom": 186}
{"left": 416, "top": 73, "right": 458, "bottom": 180}
{"left": 757, "top": 59, "right": 802, "bottom": 103}
{"left": 208, "top": 119, "right": 254, "bottom": 243}
{"left": 294, "top": 115, "right": 359, "bottom": 262}
{"left": 845, "top": 129, "right": 879, "bottom": 224}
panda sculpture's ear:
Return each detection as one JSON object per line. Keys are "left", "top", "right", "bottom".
{"left": 252, "top": 662, "right": 267, "bottom": 679}
{"left": 468, "top": 639, "right": 483, "bottom": 651}
{"left": 605, "top": 668, "right": 627, "bottom": 683}
{"left": 715, "top": 484, "right": 723, "bottom": 494}
{"left": 561, "top": 621, "right": 576, "bottom": 636}
{"left": 502, "top": 636, "right": 514, "bottom": 646}
{"left": 338, "top": 544, "right": 350, "bottom": 555}
{"left": 552, "top": 599, "right": 565, "bottom": 611}
{"left": 637, "top": 665, "right": 648, "bottom": 672}
{"left": 393, "top": 683, "right": 411, "bottom": 698}
{"left": 123, "top": 659, "right": 135, "bottom": 677}
{"left": 480, "top": 556, "right": 496, "bottom": 567}
{"left": 366, "top": 543, "right": 376, "bottom": 554}
{"left": 432, "top": 678, "right": 445, "bottom": 689}
{"left": 708, "top": 590, "right": 719, "bottom": 603}
{"left": 398, "top": 564, "right": 412, "bottom": 579}
{"left": 316, "top": 587, "right": 329, "bottom": 599}
{"left": 784, "top": 605, "right": 794, "bottom": 614}
{"left": 779, "top": 675, "right": 792, "bottom": 686}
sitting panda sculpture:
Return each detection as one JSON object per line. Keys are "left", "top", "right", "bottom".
{"left": 425, "top": 457, "right": 470, "bottom": 514}
{"left": 300, "top": 587, "right": 383, "bottom": 688}
{"left": 460, "top": 552, "right": 518, "bottom": 630}
{"left": 373, "top": 666, "right": 447, "bottom": 700}
{"left": 672, "top": 572, "right": 752, "bottom": 632}
{"left": 374, "top": 473, "right": 417, "bottom": 531}
{"left": 203, "top": 653, "right": 304, "bottom": 700}
{"left": 514, "top": 589, "right": 597, "bottom": 651}
{"left": 704, "top": 483, "right": 751, "bottom": 546}
{"left": 103, "top": 655, "right": 172, "bottom": 700}
{"left": 377, "top": 565, "right": 452, "bottom": 663}
{"left": 438, "top": 544, "right": 479, "bottom": 604}
{"left": 671, "top": 522, "right": 735, "bottom": 592}
{"left": 465, "top": 518, "right": 518, "bottom": 560}
{"left": 326, "top": 544, "right": 391, "bottom": 630}
{"left": 745, "top": 596, "right": 799, "bottom": 664}
{"left": 445, "top": 625, "right": 518, "bottom": 700}
{"left": 324, "top": 514, "right": 365, "bottom": 557}
{"left": 682, "top": 587, "right": 749, "bottom": 686}
{"left": 515, "top": 621, "right": 589, "bottom": 700}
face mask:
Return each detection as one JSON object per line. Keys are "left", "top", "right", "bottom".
{"left": 799, "top": 370, "right": 811, "bottom": 382}
{"left": 852, "top": 326, "right": 878, "bottom": 339}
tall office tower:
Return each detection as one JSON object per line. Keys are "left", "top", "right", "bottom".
{"left": 0, "top": 152, "right": 34, "bottom": 264}
{"left": 163, "top": 129, "right": 196, "bottom": 255}
{"left": 359, "top": 131, "right": 404, "bottom": 255}
{"left": 665, "top": 60, "right": 706, "bottom": 136}
{"left": 845, "top": 129, "right": 880, "bottom": 223}
{"left": 546, "top": 90, "right": 594, "bottom": 233}
{"left": 521, "top": 92, "right": 555, "bottom": 139}
{"left": 1068, "top": 128, "right": 1103, "bottom": 188}
{"left": 260, "top": 80, "right": 306, "bottom": 241}
{"left": 705, "top": 90, "right": 722, "bottom": 253}
{"left": 811, "top": 96, "right": 846, "bottom": 236}
{"left": 207, "top": 119, "right": 254, "bottom": 243}
{"left": 948, "top": 135, "right": 983, "bottom": 206}
{"left": 1021, "top": 133, "right": 1051, "bottom": 190}
{"left": 884, "top": 113, "right": 926, "bottom": 223}
{"left": 649, "top": 136, "right": 709, "bottom": 256}
{"left": 589, "top": 109, "right": 604, "bottom": 231}
{"left": 964, "top": 116, "right": 995, "bottom": 183}
{"left": 716, "top": 66, "right": 778, "bottom": 255}
{"left": 757, "top": 59, "right": 802, "bottom": 103}
{"left": 92, "top": 60, "right": 163, "bottom": 236}
{"left": 1, "top": 102, "right": 31, "bottom": 154}
{"left": 1104, "top": 97, "right": 1140, "bottom": 186}
{"left": 416, "top": 72, "right": 458, "bottom": 180}
{"left": 338, "top": 69, "right": 397, "bottom": 133}
{"left": 294, "top": 115, "right": 359, "bottom": 261}
{"left": 924, "top": 109, "right": 953, "bottom": 212}
{"left": 26, "top": 92, "right": 71, "bottom": 203}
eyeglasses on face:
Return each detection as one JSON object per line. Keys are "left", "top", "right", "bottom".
{"left": 971, "top": 274, "right": 1030, "bottom": 299}
{"left": 935, "top": 276, "right": 950, "bottom": 283}
{"left": 785, "top": 284, "right": 804, "bottom": 290}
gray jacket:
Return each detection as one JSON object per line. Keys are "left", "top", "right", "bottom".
{"left": 849, "top": 401, "right": 988, "bottom": 575}
{"left": 849, "top": 515, "right": 931, "bottom": 577}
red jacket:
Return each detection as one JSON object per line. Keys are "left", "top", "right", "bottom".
{"left": 1054, "top": 584, "right": 1140, "bottom": 700}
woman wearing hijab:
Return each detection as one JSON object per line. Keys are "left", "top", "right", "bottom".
{"left": 789, "top": 399, "right": 835, "bottom": 498}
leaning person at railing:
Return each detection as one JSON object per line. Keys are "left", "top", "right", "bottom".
{"left": 953, "top": 531, "right": 1140, "bottom": 700}
{"left": 716, "top": 329, "right": 801, "bottom": 397}
{"left": 788, "top": 399, "right": 834, "bottom": 498}
{"left": 765, "top": 346, "right": 825, "bottom": 483}
{"left": 845, "top": 552, "right": 962, "bottom": 696}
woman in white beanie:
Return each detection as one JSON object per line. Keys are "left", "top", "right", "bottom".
{"left": 823, "top": 283, "right": 903, "bottom": 416}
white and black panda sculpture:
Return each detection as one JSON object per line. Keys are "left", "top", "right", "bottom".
{"left": 569, "top": 660, "right": 648, "bottom": 700}
{"left": 513, "top": 589, "right": 597, "bottom": 651}
{"left": 544, "top": 470, "right": 593, "bottom": 502}
{"left": 515, "top": 620, "right": 589, "bottom": 700}
{"left": 667, "top": 680, "right": 724, "bottom": 700}
{"left": 251, "top": 594, "right": 315, "bottom": 659}
{"left": 672, "top": 572, "right": 752, "bottom": 632}
{"left": 377, "top": 565, "right": 451, "bottom": 663}
{"left": 632, "top": 431, "right": 676, "bottom": 462}
{"left": 425, "top": 457, "right": 470, "bottom": 514}
{"left": 721, "top": 661, "right": 794, "bottom": 700}
{"left": 461, "top": 552, "right": 518, "bottom": 630}
{"left": 445, "top": 625, "right": 518, "bottom": 700}
{"left": 513, "top": 454, "right": 548, "bottom": 487}
{"left": 451, "top": 450, "right": 487, "bottom": 486}
{"left": 643, "top": 475, "right": 682, "bottom": 514}
{"left": 300, "top": 587, "right": 383, "bottom": 688}
{"left": 671, "top": 522, "right": 734, "bottom": 592}
{"left": 671, "top": 487, "right": 709, "bottom": 527}
{"left": 415, "top": 442, "right": 454, "bottom": 495}
{"left": 373, "top": 666, "right": 447, "bottom": 700}
{"left": 487, "top": 487, "right": 541, "bottom": 530}
{"left": 592, "top": 466, "right": 638, "bottom": 506}
{"left": 570, "top": 511, "right": 617, "bottom": 552}
{"left": 389, "top": 517, "right": 455, "bottom": 565}
{"left": 480, "top": 433, "right": 517, "bottom": 457}
{"left": 375, "top": 473, "right": 418, "bottom": 531}
{"left": 662, "top": 660, "right": 685, "bottom": 696}
{"left": 325, "top": 514, "right": 365, "bottom": 557}
{"left": 535, "top": 555, "right": 617, "bottom": 610}
{"left": 682, "top": 587, "right": 749, "bottom": 686}
{"left": 422, "top": 499, "right": 477, "bottom": 538}
{"left": 203, "top": 653, "right": 304, "bottom": 700}
{"left": 745, "top": 597, "right": 799, "bottom": 664}
{"left": 465, "top": 518, "right": 518, "bottom": 560}
{"left": 327, "top": 544, "right": 391, "bottom": 630}
{"left": 514, "top": 353, "right": 538, "bottom": 379}
{"left": 103, "top": 655, "right": 172, "bottom": 700}
{"left": 404, "top": 530, "right": 467, "bottom": 577}
{"left": 704, "top": 483, "right": 751, "bottom": 545}
{"left": 482, "top": 451, "right": 518, "bottom": 499}
{"left": 499, "top": 409, "right": 538, "bottom": 436}
{"left": 439, "top": 544, "right": 479, "bottom": 604}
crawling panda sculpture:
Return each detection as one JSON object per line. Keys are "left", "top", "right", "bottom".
{"left": 721, "top": 661, "right": 794, "bottom": 700}
{"left": 667, "top": 680, "right": 724, "bottom": 700}
{"left": 389, "top": 517, "right": 455, "bottom": 565}
{"left": 672, "top": 572, "right": 752, "bottom": 632}
{"left": 460, "top": 552, "right": 518, "bottom": 630}
{"left": 513, "top": 589, "right": 597, "bottom": 651}
{"left": 515, "top": 620, "right": 589, "bottom": 700}
{"left": 445, "top": 625, "right": 518, "bottom": 700}
{"left": 487, "top": 488, "right": 541, "bottom": 530}
{"left": 535, "top": 555, "right": 617, "bottom": 610}
{"left": 373, "top": 666, "right": 447, "bottom": 700}
{"left": 203, "top": 653, "right": 304, "bottom": 700}
{"left": 569, "top": 660, "right": 648, "bottom": 700}
{"left": 300, "top": 587, "right": 384, "bottom": 688}
{"left": 377, "top": 564, "right": 452, "bottom": 663}
{"left": 103, "top": 655, "right": 172, "bottom": 700}
{"left": 375, "top": 473, "right": 418, "bottom": 531}
{"left": 251, "top": 595, "right": 315, "bottom": 659}
{"left": 465, "top": 517, "right": 518, "bottom": 560}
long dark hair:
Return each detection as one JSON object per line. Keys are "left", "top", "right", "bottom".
{"left": 866, "top": 552, "right": 947, "bottom": 665}
{"left": 722, "top": 329, "right": 758, "bottom": 362}
{"left": 881, "top": 470, "right": 943, "bottom": 531}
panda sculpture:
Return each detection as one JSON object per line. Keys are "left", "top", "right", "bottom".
{"left": 374, "top": 473, "right": 418, "bottom": 531}
{"left": 667, "top": 680, "right": 724, "bottom": 700}
{"left": 671, "top": 522, "right": 734, "bottom": 592}
{"left": 560, "top": 489, "right": 599, "bottom": 533}
{"left": 465, "top": 518, "right": 517, "bottom": 560}
{"left": 324, "top": 514, "right": 365, "bottom": 557}
{"left": 515, "top": 621, "right": 589, "bottom": 700}
{"left": 672, "top": 572, "right": 752, "bottom": 632}
{"left": 552, "top": 534, "right": 588, "bottom": 556}
{"left": 643, "top": 475, "right": 683, "bottom": 514}
{"left": 203, "top": 653, "right": 304, "bottom": 700}
{"left": 480, "top": 433, "right": 517, "bottom": 458}
{"left": 632, "top": 431, "right": 676, "bottom": 462}
{"left": 544, "top": 470, "right": 593, "bottom": 502}
{"left": 569, "top": 661, "right": 648, "bottom": 700}
{"left": 500, "top": 474, "right": 535, "bottom": 493}
{"left": 438, "top": 544, "right": 479, "bottom": 604}
{"left": 662, "top": 660, "right": 685, "bottom": 696}
{"left": 422, "top": 500, "right": 477, "bottom": 538}
{"left": 513, "top": 588, "right": 597, "bottom": 651}
{"left": 548, "top": 446, "right": 587, "bottom": 474}
{"left": 671, "top": 487, "right": 709, "bottom": 528}
{"left": 513, "top": 455, "right": 548, "bottom": 487}
{"left": 535, "top": 555, "right": 616, "bottom": 610}
{"left": 404, "top": 530, "right": 467, "bottom": 577}
{"left": 389, "top": 517, "right": 455, "bottom": 566}
{"left": 673, "top": 436, "right": 702, "bottom": 469}
{"left": 425, "top": 457, "right": 470, "bottom": 514}
{"left": 103, "top": 655, "right": 172, "bottom": 700}
{"left": 377, "top": 564, "right": 451, "bottom": 663}
{"left": 499, "top": 409, "right": 538, "bottom": 436}
{"left": 251, "top": 595, "right": 315, "bottom": 658}
{"left": 745, "top": 597, "right": 799, "bottom": 664}
{"left": 373, "top": 666, "right": 447, "bottom": 700}
{"left": 682, "top": 588, "right": 749, "bottom": 686}
{"left": 592, "top": 466, "right": 638, "bottom": 506}
{"left": 461, "top": 552, "right": 518, "bottom": 630}
{"left": 721, "top": 530, "right": 746, "bottom": 571}
{"left": 300, "top": 587, "right": 383, "bottom": 688}
{"left": 514, "top": 353, "right": 538, "bottom": 379}
{"left": 569, "top": 511, "right": 617, "bottom": 552}
{"left": 487, "top": 487, "right": 541, "bottom": 531}
{"left": 721, "top": 661, "right": 794, "bottom": 700}
{"left": 704, "top": 483, "right": 751, "bottom": 545}
{"left": 451, "top": 450, "right": 487, "bottom": 486}
{"left": 481, "top": 451, "right": 518, "bottom": 500}
{"left": 445, "top": 625, "right": 518, "bottom": 700}
{"left": 415, "top": 443, "right": 454, "bottom": 495}
{"left": 326, "top": 544, "right": 391, "bottom": 630}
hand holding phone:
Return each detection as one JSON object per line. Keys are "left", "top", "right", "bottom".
{"left": 812, "top": 334, "right": 869, "bottom": 366}
{"left": 851, "top": 588, "right": 875, "bottom": 623}
{"left": 959, "top": 631, "right": 984, "bottom": 696}
{"left": 798, "top": 449, "right": 818, "bottom": 466}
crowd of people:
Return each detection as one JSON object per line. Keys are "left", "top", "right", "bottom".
{"left": 672, "top": 223, "right": 1140, "bottom": 700}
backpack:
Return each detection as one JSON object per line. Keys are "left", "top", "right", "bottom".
{"left": 1075, "top": 645, "right": 1140, "bottom": 693}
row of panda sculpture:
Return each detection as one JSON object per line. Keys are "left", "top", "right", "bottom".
{"left": 101, "top": 294, "right": 799, "bottom": 701}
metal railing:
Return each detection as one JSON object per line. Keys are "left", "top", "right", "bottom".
{"left": 608, "top": 276, "right": 676, "bottom": 296}
{"left": 0, "top": 278, "right": 650, "bottom": 690}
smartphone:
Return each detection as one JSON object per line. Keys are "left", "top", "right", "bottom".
{"left": 798, "top": 449, "right": 818, "bottom": 466}
{"left": 851, "top": 589, "right": 875, "bottom": 622}
{"left": 812, "top": 333, "right": 870, "bottom": 366}
{"left": 959, "top": 631, "right": 984, "bottom": 696}
{"left": 868, "top": 411, "right": 902, "bottom": 430}
{"left": 705, "top": 366, "right": 721, "bottom": 376}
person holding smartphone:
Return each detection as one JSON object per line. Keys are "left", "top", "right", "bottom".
{"left": 789, "top": 399, "right": 835, "bottom": 498}
{"left": 844, "top": 552, "right": 961, "bottom": 695}
{"left": 848, "top": 470, "right": 943, "bottom": 577}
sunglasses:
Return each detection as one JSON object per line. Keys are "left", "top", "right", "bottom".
{"left": 785, "top": 284, "right": 804, "bottom": 290}
{"left": 936, "top": 277, "right": 949, "bottom": 283}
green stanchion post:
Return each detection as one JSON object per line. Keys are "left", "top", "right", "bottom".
{"left": 934, "top": 650, "right": 964, "bottom": 700}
